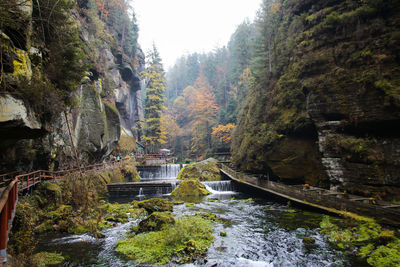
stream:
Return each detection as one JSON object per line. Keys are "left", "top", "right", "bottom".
{"left": 36, "top": 164, "right": 359, "bottom": 266}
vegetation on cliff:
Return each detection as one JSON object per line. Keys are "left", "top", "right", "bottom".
{"left": 1, "top": 0, "right": 87, "bottom": 123}
{"left": 229, "top": 0, "right": 400, "bottom": 195}
{"left": 0, "top": 0, "right": 141, "bottom": 171}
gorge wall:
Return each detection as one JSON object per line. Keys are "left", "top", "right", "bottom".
{"left": 232, "top": 0, "right": 400, "bottom": 200}
{"left": 0, "top": 0, "right": 143, "bottom": 172}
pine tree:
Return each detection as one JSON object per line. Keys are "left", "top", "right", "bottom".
{"left": 142, "top": 44, "right": 167, "bottom": 152}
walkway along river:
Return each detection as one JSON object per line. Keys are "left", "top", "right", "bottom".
{"left": 34, "top": 164, "right": 362, "bottom": 266}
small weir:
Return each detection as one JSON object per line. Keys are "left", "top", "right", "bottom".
{"left": 137, "top": 164, "right": 182, "bottom": 181}
{"left": 108, "top": 165, "right": 237, "bottom": 198}
{"left": 202, "top": 180, "right": 236, "bottom": 194}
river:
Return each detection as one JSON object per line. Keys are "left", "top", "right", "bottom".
{"left": 36, "top": 164, "right": 360, "bottom": 266}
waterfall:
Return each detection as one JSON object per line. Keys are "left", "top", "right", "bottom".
{"left": 170, "top": 181, "right": 177, "bottom": 191}
{"left": 138, "top": 188, "right": 143, "bottom": 197}
{"left": 202, "top": 180, "right": 236, "bottom": 194}
{"left": 139, "top": 164, "right": 181, "bottom": 180}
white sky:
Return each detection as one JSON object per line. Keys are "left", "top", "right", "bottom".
{"left": 131, "top": 0, "right": 262, "bottom": 69}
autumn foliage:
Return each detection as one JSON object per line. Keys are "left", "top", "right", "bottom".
{"left": 212, "top": 123, "right": 235, "bottom": 144}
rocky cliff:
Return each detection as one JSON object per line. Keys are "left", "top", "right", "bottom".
{"left": 232, "top": 0, "right": 400, "bottom": 200}
{"left": 0, "top": 0, "right": 143, "bottom": 171}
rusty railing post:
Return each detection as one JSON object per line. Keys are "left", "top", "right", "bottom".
{"left": 0, "top": 199, "right": 8, "bottom": 262}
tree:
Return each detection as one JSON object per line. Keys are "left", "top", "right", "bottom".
{"left": 212, "top": 123, "right": 236, "bottom": 144}
{"left": 142, "top": 44, "right": 167, "bottom": 152}
{"left": 189, "top": 74, "right": 219, "bottom": 157}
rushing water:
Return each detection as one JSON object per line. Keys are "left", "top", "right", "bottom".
{"left": 138, "top": 164, "right": 182, "bottom": 180}
{"left": 36, "top": 165, "right": 356, "bottom": 266}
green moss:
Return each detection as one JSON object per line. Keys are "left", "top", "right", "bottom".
{"left": 69, "top": 225, "right": 88, "bottom": 235}
{"left": 12, "top": 48, "right": 32, "bottom": 79}
{"left": 359, "top": 243, "right": 375, "bottom": 257}
{"left": 170, "top": 179, "right": 210, "bottom": 196}
{"left": 219, "top": 232, "right": 227, "bottom": 237}
{"left": 120, "top": 161, "right": 140, "bottom": 181}
{"left": 102, "top": 203, "right": 136, "bottom": 223}
{"left": 47, "top": 205, "right": 73, "bottom": 220}
{"left": 375, "top": 79, "right": 399, "bottom": 99}
{"left": 378, "top": 231, "right": 395, "bottom": 244}
{"left": 116, "top": 215, "right": 214, "bottom": 264}
{"left": 33, "top": 252, "right": 65, "bottom": 266}
{"left": 196, "top": 212, "right": 217, "bottom": 221}
{"left": 137, "top": 212, "right": 175, "bottom": 233}
{"left": 368, "top": 239, "right": 400, "bottom": 267}
{"left": 337, "top": 138, "right": 373, "bottom": 159}
{"left": 103, "top": 100, "right": 119, "bottom": 116}
{"left": 34, "top": 182, "right": 62, "bottom": 208}
{"left": 303, "top": 237, "right": 316, "bottom": 244}
{"left": 320, "top": 216, "right": 400, "bottom": 265}
{"left": 178, "top": 159, "right": 222, "bottom": 181}
{"left": 137, "top": 198, "right": 174, "bottom": 214}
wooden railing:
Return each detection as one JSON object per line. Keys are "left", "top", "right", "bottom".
{"left": 135, "top": 154, "right": 171, "bottom": 160}
{"left": 0, "top": 177, "right": 18, "bottom": 262}
{"left": 0, "top": 171, "right": 21, "bottom": 188}
{"left": 0, "top": 156, "right": 132, "bottom": 262}
{"left": 16, "top": 158, "right": 130, "bottom": 191}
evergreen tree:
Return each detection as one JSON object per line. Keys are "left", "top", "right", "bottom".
{"left": 142, "top": 44, "right": 167, "bottom": 152}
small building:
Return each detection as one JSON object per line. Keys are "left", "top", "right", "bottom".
{"left": 159, "top": 149, "right": 171, "bottom": 156}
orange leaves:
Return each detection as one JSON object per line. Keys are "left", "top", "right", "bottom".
{"left": 95, "top": 0, "right": 127, "bottom": 19}
{"left": 169, "top": 73, "right": 220, "bottom": 155}
{"left": 191, "top": 75, "right": 219, "bottom": 121}
{"left": 212, "top": 123, "right": 236, "bottom": 144}
{"left": 269, "top": 3, "right": 281, "bottom": 14}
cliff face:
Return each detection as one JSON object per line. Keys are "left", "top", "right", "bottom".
{"left": 232, "top": 0, "right": 400, "bottom": 200}
{"left": 0, "top": 0, "right": 143, "bottom": 171}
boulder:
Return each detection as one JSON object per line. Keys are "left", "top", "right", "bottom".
{"left": 0, "top": 94, "right": 43, "bottom": 139}
{"left": 137, "top": 198, "right": 173, "bottom": 214}
{"left": 137, "top": 212, "right": 175, "bottom": 233}
{"left": 178, "top": 158, "right": 221, "bottom": 181}
{"left": 170, "top": 179, "right": 210, "bottom": 196}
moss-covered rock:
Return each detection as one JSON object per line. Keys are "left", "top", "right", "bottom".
{"left": 120, "top": 161, "right": 140, "bottom": 182}
{"left": 33, "top": 182, "right": 62, "bottom": 208}
{"left": 170, "top": 179, "right": 210, "bottom": 197}
{"left": 320, "top": 216, "right": 400, "bottom": 266}
{"left": 32, "top": 252, "right": 65, "bottom": 266}
{"left": 137, "top": 212, "right": 175, "bottom": 233}
{"left": 116, "top": 215, "right": 214, "bottom": 264}
{"left": 303, "top": 237, "right": 316, "bottom": 244}
{"left": 367, "top": 239, "right": 400, "bottom": 267}
{"left": 137, "top": 198, "right": 173, "bottom": 214}
{"left": 178, "top": 158, "right": 222, "bottom": 181}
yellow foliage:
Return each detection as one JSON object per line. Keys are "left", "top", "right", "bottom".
{"left": 119, "top": 135, "right": 136, "bottom": 156}
{"left": 12, "top": 48, "right": 32, "bottom": 79}
{"left": 212, "top": 123, "right": 236, "bottom": 144}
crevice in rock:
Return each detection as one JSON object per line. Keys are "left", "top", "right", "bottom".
{"left": 341, "top": 119, "right": 400, "bottom": 138}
